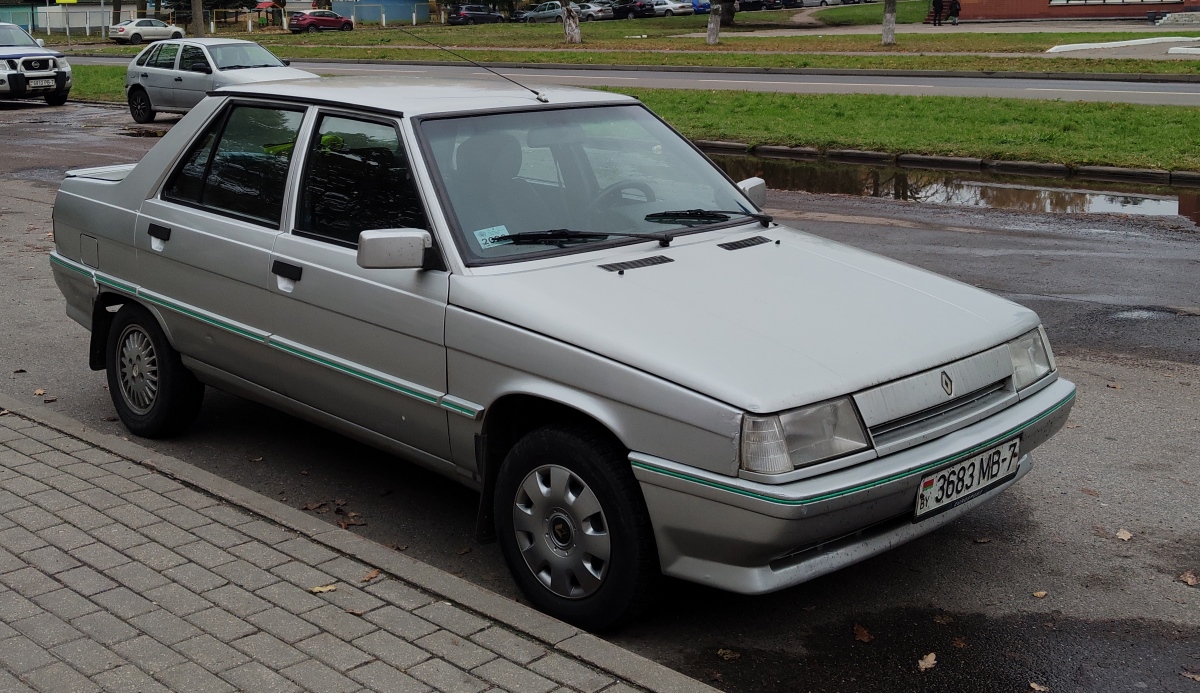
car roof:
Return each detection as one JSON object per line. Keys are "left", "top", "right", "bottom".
{"left": 215, "top": 76, "right": 639, "bottom": 117}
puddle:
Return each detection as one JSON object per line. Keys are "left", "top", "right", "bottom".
{"left": 708, "top": 155, "right": 1200, "bottom": 224}
{"left": 120, "top": 127, "right": 168, "bottom": 138}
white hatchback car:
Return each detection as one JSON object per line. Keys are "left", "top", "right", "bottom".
{"left": 109, "top": 18, "right": 185, "bottom": 45}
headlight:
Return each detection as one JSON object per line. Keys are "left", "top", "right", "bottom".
{"left": 58, "top": 58, "right": 70, "bottom": 71}
{"left": 1008, "top": 327, "right": 1055, "bottom": 391}
{"left": 740, "top": 398, "right": 869, "bottom": 474}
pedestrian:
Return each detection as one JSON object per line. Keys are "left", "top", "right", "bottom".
{"left": 931, "top": 0, "right": 943, "bottom": 26}
{"left": 948, "top": 0, "right": 960, "bottom": 25}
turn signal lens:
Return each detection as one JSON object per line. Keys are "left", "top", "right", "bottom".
{"left": 1008, "top": 327, "right": 1054, "bottom": 391}
{"left": 739, "top": 414, "right": 791, "bottom": 474}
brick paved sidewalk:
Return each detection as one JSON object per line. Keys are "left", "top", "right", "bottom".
{"left": 0, "top": 402, "right": 713, "bottom": 693}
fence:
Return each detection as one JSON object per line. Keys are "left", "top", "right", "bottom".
{"left": 7, "top": 7, "right": 139, "bottom": 36}
{"left": 331, "top": 0, "right": 432, "bottom": 24}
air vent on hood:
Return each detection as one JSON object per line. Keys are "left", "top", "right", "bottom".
{"left": 718, "top": 236, "right": 771, "bottom": 251}
{"left": 598, "top": 256, "right": 674, "bottom": 273}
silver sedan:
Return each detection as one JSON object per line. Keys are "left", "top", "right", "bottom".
{"left": 108, "top": 18, "right": 185, "bottom": 45}
{"left": 124, "top": 38, "right": 314, "bottom": 123}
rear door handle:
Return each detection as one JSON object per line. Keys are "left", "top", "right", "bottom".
{"left": 271, "top": 260, "right": 303, "bottom": 281}
{"left": 140, "top": 72, "right": 148, "bottom": 78}
{"left": 173, "top": 76, "right": 182, "bottom": 82}
{"left": 147, "top": 223, "right": 171, "bottom": 241}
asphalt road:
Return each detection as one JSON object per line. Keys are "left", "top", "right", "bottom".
{"left": 2, "top": 102, "right": 1198, "bottom": 692}
{"left": 72, "top": 55, "right": 1200, "bottom": 105}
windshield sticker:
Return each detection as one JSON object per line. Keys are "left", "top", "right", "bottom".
{"left": 474, "top": 226, "right": 512, "bottom": 249}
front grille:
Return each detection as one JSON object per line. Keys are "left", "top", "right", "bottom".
{"left": 21, "top": 58, "right": 54, "bottom": 72}
{"left": 868, "top": 378, "right": 1014, "bottom": 453}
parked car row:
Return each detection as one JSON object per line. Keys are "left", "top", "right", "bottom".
{"left": 456, "top": 0, "right": 705, "bottom": 22}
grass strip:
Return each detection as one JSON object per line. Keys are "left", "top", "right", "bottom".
{"left": 812, "top": 0, "right": 929, "bottom": 26}
{"left": 606, "top": 88, "right": 1200, "bottom": 170}
{"left": 69, "top": 64, "right": 126, "bottom": 102}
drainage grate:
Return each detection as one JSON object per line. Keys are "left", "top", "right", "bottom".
{"left": 598, "top": 256, "right": 675, "bottom": 272}
{"left": 718, "top": 236, "right": 771, "bottom": 251}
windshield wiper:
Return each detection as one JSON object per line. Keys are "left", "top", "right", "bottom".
{"left": 220, "top": 64, "right": 252, "bottom": 70}
{"left": 645, "top": 209, "right": 773, "bottom": 227}
{"left": 504, "top": 228, "right": 674, "bottom": 247}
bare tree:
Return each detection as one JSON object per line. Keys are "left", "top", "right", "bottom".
{"left": 706, "top": 9, "right": 720, "bottom": 45}
{"left": 563, "top": 3, "right": 580, "bottom": 43}
{"left": 881, "top": 0, "right": 896, "bottom": 45}
{"left": 720, "top": 0, "right": 734, "bottom": 24}
{"left": 191, "top": 0, "right": 206, "bottom": 36}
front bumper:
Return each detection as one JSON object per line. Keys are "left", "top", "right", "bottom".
{"left": 0, "top": 69, "right": 71, "bottom": 99}
{"left": 632, "top": 376, "right": 1076, "bottom": 594}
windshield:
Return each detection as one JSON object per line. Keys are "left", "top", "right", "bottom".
{"left": 0, "top": 25, "right": 39, "bottom": 47}
{"left": 208, "top": 43, "right": 284, "bottom": 70}
{"left": 421, "top": 104, "right": 753, "bottom": 264}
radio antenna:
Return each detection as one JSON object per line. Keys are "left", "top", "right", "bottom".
{"left": 392, "top": 26, "right": 549, "bottom": 103}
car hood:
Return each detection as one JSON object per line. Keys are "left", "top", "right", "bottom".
{"left": 213, "top": 66, "right": 317, "bottom": 85}
{"left": 449, "top": 224, "right": 1039, "bottom": 413}
{"left": 0, "top": 46, "right": 62, "bottom": 60}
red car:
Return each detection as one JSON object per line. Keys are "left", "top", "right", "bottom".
{"left": 288, "top": 9, "right": 354, "bottom": 33}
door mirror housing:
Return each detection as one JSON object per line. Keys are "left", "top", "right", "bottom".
{"left": 36, "top": 38, "right": 44, "bottom": 47}
{"left": 737, "top": 176, "right": 767, "bottom": 208}
{"left": 190, "top": 62, "right": 212, "bottom": 74}
{"left": 281, "top": 58, "right": 291, "bottom": 66}
{"left": 357, "top": 229, "right": 433, "bottom": 270}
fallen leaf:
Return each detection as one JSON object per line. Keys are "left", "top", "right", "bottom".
{"left": 33, "top": 388, "right": 45, "bottom": 396}
{"left": 1115, "top": 529, "right": 1133, "bottom": 541}
{"left": 917, "top": 652, "right": 937, "bottom": 671}
{"left": 300, "top": 470, "right": 308, "bottom": 476}
{"left": 309, "top": 584, "right": 337, "bottom": 594}
{"left": 458, "top": 547, "right": 472, "bottom": 556}
{"left": 1181, "top": 671, "right": 1200, "bottom": 682}
{"left": 390, "top": 544, "right": 408, "bottom": 551}
{"left": 102, "top": 416, "right": 117, "bottom": 422}
{"left": 1033, "top": 591, "right": 1048, "bottom": 599}
{"left": 335, "top": 499, "right": 347, "bottom": 506}
{"left": 361, "top": 568, "right": 381, "bottom": 582}
{"left": 12, "top": 369, "right": 25, "bottom": 374}
{"left": 42, "top": 396, "right": 56, "bottom": 403}
{"left": 347, "top": 511, "right": 361, "bottom": 518}
{"left": 853, "top": 624, "right": 874, "bottom": 643}
{"left": 1065, "top": 424, "right": 1081, "bottom": 429}
{"left": 249, "top": 456, "right": 263, "bottom": 462}
{"left": 952, "top": 637, "right": 967, "bottom": 649}
{"left": 302, "top": 502, "right": 328, "bottom": 512}
{"left": 716, "top": 648, "right": 740, "bottom": 661}
{"left": 933, "top": 614, "right": 954, "bottom": 625}
{"left": 1106, "top": 383, "right": 1122, "bottom": 389}
{"left": 1030, "top": 683, "right": 1050, "bottom": 691}
{"left": 1080, "top": 488, "right": 1100, "bottom": 497}
{"left": 973, "top": 537, "right": 992, "bottom": 544}
{"left": 706, "top": 670, "right": 724, "bottom": 683}
{"left": 337, "top": 518, "right": 366, "bottom": 529}
{"left": 1179, "top": 570, "right": 1198, "bottom": 587}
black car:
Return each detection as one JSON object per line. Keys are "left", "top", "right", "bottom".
{"left": 447, "top": 4, "right": 506, "bottom": 23}
{"left": 610, "top": 0, "right": 656, "bottom": 17}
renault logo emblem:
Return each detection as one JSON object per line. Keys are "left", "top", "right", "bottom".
{"left": 941, "top": 371, "right": 954, "bottom": 396}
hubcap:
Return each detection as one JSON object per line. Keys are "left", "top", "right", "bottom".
{"left": 512, "top": 465, "right": 610, "bottom": 599}
{"left": 116, "top": 325, "right": 158, "bottom": 415}
{"left": 132, "top": 95, "right": 147, "bottom": 119}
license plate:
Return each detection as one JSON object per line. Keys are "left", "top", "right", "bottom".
{"left": 915, "top": 438, "right": 1020, "bottom": 519}
{"left": 28, "top": 79, "right": 55, "bottom": 88}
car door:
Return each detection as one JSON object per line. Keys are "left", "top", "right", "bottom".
{"left": 267, "top": 110, "right": 453, "bottom": 461}
{"left": 138, "top": 41, "right": 179, "bottom": 108}
{"left": 173, "top": 44, "right": 213, "bottom": 110}
{"left": 320, "top": 11, "right": 340, "bottom": 28}
{"left": 134, "top": 101, "right": 307, "bottom": 394}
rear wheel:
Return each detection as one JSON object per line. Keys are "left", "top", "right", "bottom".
{"left": 129, "top": 33, "right": 142, "bottom": 44}
{"left": 494, "top": 424, "right": 659, "bottom": 630}
{"left": 127, "top": 87, "right": 155, "bottom": 124}
{"left": 105, "top": 304, "right": 204, "bottom": 438}
{"left": 44, "top": 91, "right": 68, "bottom": 106}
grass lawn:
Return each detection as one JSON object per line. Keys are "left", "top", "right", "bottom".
{"left": 610, "top": 88, "right": 1200, "bottom": 170}
{"left": 813, "top": 0, "right": 929, "bottom": 26}
{"left": 67, "top": 65, "right": 1200, "bottom": 170}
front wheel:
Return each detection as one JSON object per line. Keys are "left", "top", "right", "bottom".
{"left": 129, "top": 33, "right": 142, "bottom": 44}
{"left": 170, "top": 31, "right": 182, "bottom": 38}
{"left": 664, "top": 8, "right": 673, "bottom": 14}
{"left": 494, "top": 425, "right": 659, "bottom": 630}
{"left": 105, "top": 304, "right": 204, "bottom": 438}
{"left": 127, "top": 88, "right": 155, "bottom": 123}
{"left": 44, "top": 91, "right": 68, "bottom": 106}
{"left": 341, "top": 22, "right": 353, "bottom": 30}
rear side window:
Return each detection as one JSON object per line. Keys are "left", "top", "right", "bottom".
{"left": 294, "top": 114, "right": 428, "bottom": 248}
{"left": 150, "top": 43, "right": 179, "bottom": 69}
{"left": 163, "top": 105, "right": 305, "bottom": 226}
{"left": 135, "top": 45, "right": 158, "bottom": 67}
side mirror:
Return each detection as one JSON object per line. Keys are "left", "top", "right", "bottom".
{"left": 190, "top": 63, "right": 212, "bottom": 74}
{"left": 357, "top": 229, "right": 432, "bottom": 269}
{"left": 281, "top": 58, "right": 291, "bottom": 66}
{"left": 36, "top": 38, "right": 45, "bottom": 47}
{"left": 737, "top": 176, "right": 767, "bottom": 208}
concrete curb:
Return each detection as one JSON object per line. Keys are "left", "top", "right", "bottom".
{"left": 0, "top": 393, "right": 717, "bottom": 693}
{"left": 68, "top": 52, "right": 1200, "bottom": 84}
{"left": 697, "top": 142, "right": 1200, "bottom": 187}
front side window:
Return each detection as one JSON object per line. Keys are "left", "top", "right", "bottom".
{"left": 295, "top": 115, "right": 428, "bottom": 248}
{"left": 420, "top": 104, "right": 753, "bottom": 264}
{"left": 179, "top": 45, "right": 208, "bottom": 71}
{"left": 150, "top": 42, "right": 179, "bottom": 69}
{"left": 162, "top": 105, "right": 305, "bottom": 226}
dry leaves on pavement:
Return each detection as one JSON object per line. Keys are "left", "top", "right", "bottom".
{"left": 1106, "top": 383, "right": 1122, "bottom": 389}
{"left": 952, "top": 637, "right": 968, "bottom": 649}
{"left": 1033, "top": 591, "right": 1048, "bottom": 598}
{"left": 1079, "top": 488, "right": 1100, "bottom": 497}
{"left": 917, "top": 653, "right": 937, "bottom": 671}
{"left": 32, "top": 388, "right": 45, "bottom": 396}
{"left": 309, "top": 583, "right": 337, "bottom": 594}
{"left": 933, "top": 614, "right": 954, "bottom": 625}
{"left": 853, "top": 624, "right": 874, "bottom": 643}
{"left": 1030, "top": 683, "right": 1050, "bottom": 691}
{"left": 361, "top": 568, "right": 381, "bottom": 582}
{"left": 1181, "top": 670, "right": 1200, "bottom": 682}
{"left": 716, "top": 648, "right": 740, "bottom": 661}
{"left": 1115, "top": 529, "right": 1133, "bottom": 541}
{"left": 1180, "top": 570, "right": 1199, "bottom": 587}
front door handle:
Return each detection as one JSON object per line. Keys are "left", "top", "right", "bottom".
{"left": 173, "top": 76, "right": 182, "bottom": 82}
{"left": 272, "top": 260, "right": 303, "bottom": 281}
{"left": 140, "top": 72, "right": 148, "bottom": 78}
{"left": 147, "top": 223, "right": 171, "bottom": 241}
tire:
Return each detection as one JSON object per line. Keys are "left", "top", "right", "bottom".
{"left": 44, "top": 91, "right": 68, "bottom": 106}
{"left": 105, "top": 304, "right": 204, "bottom": 438}
{"left": 494, "top": 424, "right": 659, "bottom": 630}
{"left": 129, "top": 33, "right": 142, "bottom": 44}
{"left": 127, "top": 88, "right": 155, "bottom": 124}
{"left": 664, "top": 8, "right": 673, "bottom": 14}
{"left": 170, "top": 31, "right": 182, "bottom": 38}
{"left": 626, "top": 10, "right": 635, "bottom": 17}
{"left": 466, "top": 17, "right": 475, "bottom": 23}
{"left": 555, "top": 14, "right": 563, "bottom": 21}
{"left": 307, "top": 24, "right": 319, "bottom": 32}
{"left": 341, "top": 22, "right": 353, "bottom": 30}
{"left": 582, "top": 13, "right": 590, "bottom": 20}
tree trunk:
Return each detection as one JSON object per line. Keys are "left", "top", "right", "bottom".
{"left": 720, "top": 0, "right": 734, "bottom": 24}
{"left": 881, "top": 0, "right": 896, "bottom": 45}
{"left": 191, "top": 0, "right": 205, "bottom": 36}
{"left": 563, "top": 4, "right": 580, "bottom": 43}
{"left": 706, "top": 9, "right": 719, "bottom": 45}
{"left": 135, "top": 0, "right": 146, "bottom": 18}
